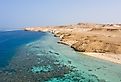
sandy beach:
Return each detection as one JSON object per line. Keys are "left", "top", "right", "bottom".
{"left": 24, "top": 23, "right": 121, "bottom": 64}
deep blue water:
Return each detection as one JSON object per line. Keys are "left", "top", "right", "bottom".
{"left": 0, "top": 30, "right": 46, "bottom": 68}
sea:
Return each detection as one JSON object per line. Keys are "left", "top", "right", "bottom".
{"left": 0, "top": 29, "right": 121, "bottom": 82}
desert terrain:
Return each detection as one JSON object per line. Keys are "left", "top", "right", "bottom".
{"left": 24, "top": 23, "right": 121, "bottom": 64}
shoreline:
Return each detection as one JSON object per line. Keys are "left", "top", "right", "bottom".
{"left": 24, "top": 23, "right": 121, "bottom": 64}
{"left": 82, "top": 52, "right": 121, "bottom": 64}
{"left": 58, "top": 40, "right": 121, "bottom": 64}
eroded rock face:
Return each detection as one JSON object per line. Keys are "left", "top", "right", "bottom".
{"left": 71, "top": 40, "right": 121, "bottom": 54}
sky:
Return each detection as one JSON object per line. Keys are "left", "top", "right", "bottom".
{"left": 0, "top": 0, "right": 121, "bottom": 29}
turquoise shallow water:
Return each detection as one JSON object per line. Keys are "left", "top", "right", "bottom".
{"left": 25, "top": 33, "right": 121, "bottom": 82}
{"left": 0, "top": 31, "right": 121, "bottom": 82}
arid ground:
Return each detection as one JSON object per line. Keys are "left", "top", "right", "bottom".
{"left": 25, "top": 23, "right": 121, "bottom": 64}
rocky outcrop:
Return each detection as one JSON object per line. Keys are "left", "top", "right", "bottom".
{"left": 71, "top": 40, "right": 121, "bottom": 54}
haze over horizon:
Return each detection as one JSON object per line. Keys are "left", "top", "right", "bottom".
{"left": 0, "top": 0, "right": 121, "bottom": 29}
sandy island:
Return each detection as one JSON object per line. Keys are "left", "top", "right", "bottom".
{"left": 24, "top": 23, "right": 121, "bottom": 64}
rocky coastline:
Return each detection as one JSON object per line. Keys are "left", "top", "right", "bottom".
{"left": 24, "top": 23, "right": 121, "bottom": 64}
